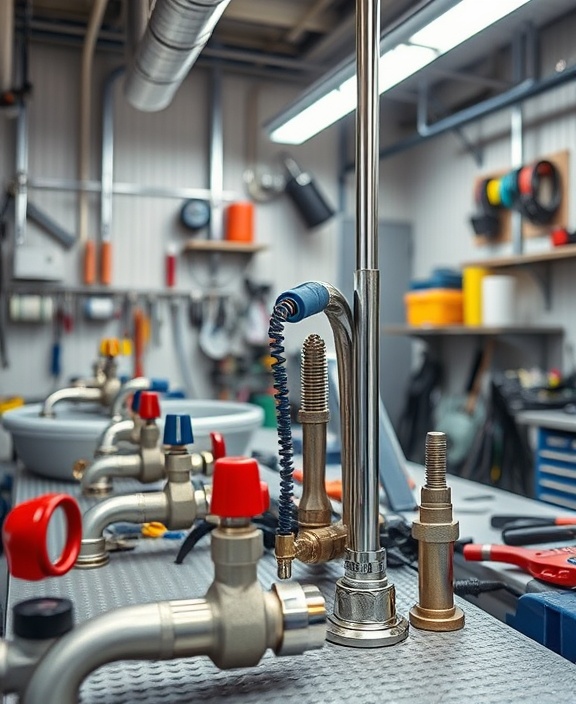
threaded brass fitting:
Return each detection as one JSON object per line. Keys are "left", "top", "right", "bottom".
{"left": 409, "top": 432, "right": 464, "bottom": 632}
{"left": 295, "top": 523, "right": 347, "bottom": 563}
{"left": 297, "top": 334, "right": 331, "bottom": 529}
{"left": 275, "top": 533, "right": 296, "bottom": 579}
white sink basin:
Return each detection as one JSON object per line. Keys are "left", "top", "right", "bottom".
{"left": 2, "top": 399, "right": 264, "bottom": 481}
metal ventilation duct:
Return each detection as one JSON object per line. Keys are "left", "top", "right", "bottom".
{"left": 124, "top": 0, "right": 231, "bottom": 112}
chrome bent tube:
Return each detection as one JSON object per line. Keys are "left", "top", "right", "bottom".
{"left": 80, "top": 453, "right": 142, "bottom": 494}
{"left": 40, "top": 387, "right": 103, "bottom": 417}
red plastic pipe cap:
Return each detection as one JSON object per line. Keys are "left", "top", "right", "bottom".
{"left": 210, "top": 431, "right": 226, "bottom": 460}
{"left": 210, "top": 457, "right": 269, "bottom": 518}
{"left": 2, "top": 494, "right": 82, "bottom": 581}
{"left": 138, "top": 391, "right": 161, "bottom": 420}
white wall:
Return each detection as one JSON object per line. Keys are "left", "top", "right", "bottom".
{"left": 396, "top": 12, "right": 576, "bottom": 383}
{"left": 0, "top": 42, "right": 341, "bottom": 400}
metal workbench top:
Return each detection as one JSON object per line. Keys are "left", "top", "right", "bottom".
{"left": 4, "top": 465, "right": 576, "bottom": 704}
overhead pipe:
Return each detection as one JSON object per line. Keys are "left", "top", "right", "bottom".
{"left": 341, "top": 62, "right": 576, "bottom": 171}
{"left": 79, "top": 0, "right": 109, "bottom": 285}
{"left": 124, "top": 0, "right": 232, "bottom": 112}
{"left": 124, "top": 0, "right": 149, "bottom": 64}
{"left": 0, "top": 0, "right": 14, "bottom": 95}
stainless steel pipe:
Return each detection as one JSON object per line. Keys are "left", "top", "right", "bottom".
{"left": 326, "top": 0, "right": 408, "bottom": 648}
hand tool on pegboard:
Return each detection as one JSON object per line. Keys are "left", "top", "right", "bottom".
{"left": 133, "top": 306, "right": 150, "bottom": 378}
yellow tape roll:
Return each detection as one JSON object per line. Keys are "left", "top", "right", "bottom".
{"left": 486, "top": 178, "right": 502, "bottom": 207}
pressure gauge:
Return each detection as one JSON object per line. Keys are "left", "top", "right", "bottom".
{"left": 180, "top": 198, "right": 211, "bottom": 231}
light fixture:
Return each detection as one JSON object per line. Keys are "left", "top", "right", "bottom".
{"left": 265, "top": 0, "right": 535, "bottom": 145}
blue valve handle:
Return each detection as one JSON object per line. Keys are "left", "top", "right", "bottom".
{"left": 163, "top": 414, "right": 194, "bottom": 446}
{"left": 275, "top": 282, "right": 329, "bottom": 323}
{"left": 150, "top": 378, "right": 169, "bottom": 393}
{"left": 131, "top": 390, "right": 142, "bottom": 412}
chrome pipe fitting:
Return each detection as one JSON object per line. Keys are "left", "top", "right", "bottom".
{"left": 25, "top": 512, "right": 325, "bottom": 704}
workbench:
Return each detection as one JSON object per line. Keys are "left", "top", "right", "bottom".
{"left": 3, "top": 429, "right": 576, "bottom": 704}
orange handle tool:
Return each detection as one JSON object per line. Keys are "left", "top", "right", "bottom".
{"left": 83, "top": 240, "right": 96, "bottom": 285}
{"left": 100, "top": 241, "right": 113, "bottom": 285}
{"left": 292, "top": 469, "right": 343, "bottom": 501}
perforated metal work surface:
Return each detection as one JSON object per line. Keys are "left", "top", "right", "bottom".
{"left": 7, "top": 469, "right": 576, "bottom": 704}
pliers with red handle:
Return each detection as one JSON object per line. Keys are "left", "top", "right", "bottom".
{"left": 463, "top": 544, "right": 576, "bottom": 587}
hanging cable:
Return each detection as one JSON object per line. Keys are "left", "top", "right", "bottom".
{"left": 268, "top": 299, "right": 297, "bottom": 535}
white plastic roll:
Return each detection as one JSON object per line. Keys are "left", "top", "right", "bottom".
{"left": 482, "top": 275, "right": 516, "bottom": 326}
{"left": 9, "top": 295, "right": 54, "bottom": 322}
{"left": 84, "top": 297, "right": 115, "bottom": 320}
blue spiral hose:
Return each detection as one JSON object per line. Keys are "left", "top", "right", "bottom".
{"left": 268, "top": 300, "right": 296, "bottom": 535}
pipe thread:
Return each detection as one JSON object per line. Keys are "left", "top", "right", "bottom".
{"left": 425, "top": 431, "right": 447, "bottom": 489}
{"left": 301, "top": 335, "right": 328, "bottom": 413}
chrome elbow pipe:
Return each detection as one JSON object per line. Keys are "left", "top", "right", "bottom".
{"left": 321, "top": 283, "right": 354, "bottom": 530}
{"left": 95, "top": 418, "right": 136, "bottom": 455}
{"left": 76, "top": 492, "right": 169, "bottom": 568}
{"left": 80, "top": 453, "right": 143, "bottom": 495}
{"left": 40, "top": 387, "right": 103, "bottom": 417}
{"left": 23, "top": 602, "right": 214, "bottom": 704}
{"left": 109, "top": 377, "right": 150, "bottom": 419}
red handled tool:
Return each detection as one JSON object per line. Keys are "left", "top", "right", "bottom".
{"left": 463, "top": 543, "right": 576, "bottom": 587}
{"left": 2, "top": 494, "right": 82, "bottom": 580}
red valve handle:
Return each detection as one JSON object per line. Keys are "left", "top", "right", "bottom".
{"left": 210, "top": 431, "right": 226, "bottom": 460}
{"left": 2, "top": 494, "right": 82, "bottom": 581}
{"left": 138, "top": 391, "right": 161, "bottom": 420}
{"left": 210, "top": 457, "right": 269, "bottom": 518}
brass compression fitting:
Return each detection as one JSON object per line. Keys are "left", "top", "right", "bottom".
{"left": 409, "top": 431, "right": 464, "bottom": 632}
{"left": 275, "top": 335, "right": 346, "bottom": 579}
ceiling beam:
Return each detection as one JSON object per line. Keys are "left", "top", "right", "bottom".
{"left": 223, "top": 0, "right": 337, "bottom": 34}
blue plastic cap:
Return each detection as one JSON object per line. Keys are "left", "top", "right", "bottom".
{"left": 163, "top": 414, "right": 194, "bottom": 446}
{"left": 275, "top": 282, "right": 330, "bottom": 323}
{"left": 119, "top": 375, "right": 130, "bottom": 384}
{"left": 150, "top": 378, "right": 169, "bottom": 393}
{"left": 131, "top": 390, "right": 142, "bottom": 412}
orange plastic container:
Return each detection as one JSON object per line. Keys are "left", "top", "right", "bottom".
{"left": 404, "top": 288, "right": 464, "bottom": 326}
{"left": 225, "top": 202, "right": 255, "bottom": 243}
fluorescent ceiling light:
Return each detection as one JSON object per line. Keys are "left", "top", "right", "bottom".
{"left": 267, "top": 0, "right": 535, "bottom": 145}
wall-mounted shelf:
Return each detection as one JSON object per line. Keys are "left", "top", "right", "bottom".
{"left": 463, "top": 244, "right": 576, "bottom": 310}
{"left": 463, "top": 244, "right": 576, "bottom": 269}
{"left": 183, "top": 240, "right": 267, "bottom": 254}
{"left": 384, "top": 325, "right": 564, "bottom": 337}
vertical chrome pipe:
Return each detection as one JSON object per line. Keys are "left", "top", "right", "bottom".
{"left": 14, "top": 101, "right": 28, "bottom": 246}
{"left": 209, "top": 67, "right": 224, "bottom": 241}
{"left": 100, "top": 67, "right": 124, "bottom": 247}
{"left": 511, "top": 33, "right": 525, "bottom": 256}
{"left": 352, "top": 0, "right": 380, "bottom": 553}
{"left": 326, "top": 0, "right": 408, "bottom": 648}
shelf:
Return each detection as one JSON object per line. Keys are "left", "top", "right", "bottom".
{"left": 384, "top": 324, "right": 564, "bottom": 337}
{"left": 183, "top": 240, "right": 267, "bottom": 254}
{"left": 462, "top": 244, "right": 576, "bottom": 269}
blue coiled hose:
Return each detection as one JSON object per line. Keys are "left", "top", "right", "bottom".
{"left": 268, "top": 300, "right": 296, "bottom": 535}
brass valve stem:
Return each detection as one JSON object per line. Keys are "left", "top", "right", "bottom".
{"left": 409, "top": 432, "right": 464, "bottom": 632}
{"left": 297, "top": 334, "right": 332, "bottom": 529}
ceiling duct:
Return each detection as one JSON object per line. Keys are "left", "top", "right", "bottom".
{"left": 124, "top": 0, "right": 231, "bottom": 112}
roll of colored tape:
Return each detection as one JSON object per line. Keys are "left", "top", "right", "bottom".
{"left": 486, "top": 178, "right": 502, "bottom": 207}
{"left": 499, "top": 170, "right": 519, "bottom": 209}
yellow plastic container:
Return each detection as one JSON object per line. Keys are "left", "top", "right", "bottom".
{"left": 463, "top": 266, "right": 488, "bottom": 326}
{"left": 404, "top": 288, "right": 464, "bottom": 326}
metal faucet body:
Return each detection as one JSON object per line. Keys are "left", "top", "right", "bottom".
{"left": 23, "top": 519, "right": 326, "bottom": 704}
{"left": 95, "top": 417, "right": 138, "bottom": 456}
{"left": 0, "top": 637, "right": 53, "bottom": 696}
{"left": 41, "top": 357, "right": 121, "bottom": 417}
{"left": 76, "top": 446, "right": 207, "bottom": 568}
{"left": 79, "top": 421, "right": 165, "bottom": 496}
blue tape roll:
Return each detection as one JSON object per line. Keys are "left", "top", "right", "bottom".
{"left": 499, "top": 170, "right": 519, "bottom": 209}
{"left": 275, "top": 282, "right": 330, "bottom": 322}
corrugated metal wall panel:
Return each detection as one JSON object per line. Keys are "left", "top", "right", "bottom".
{"left": 0, "top": 43, "right": 341, "bottom": 418}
